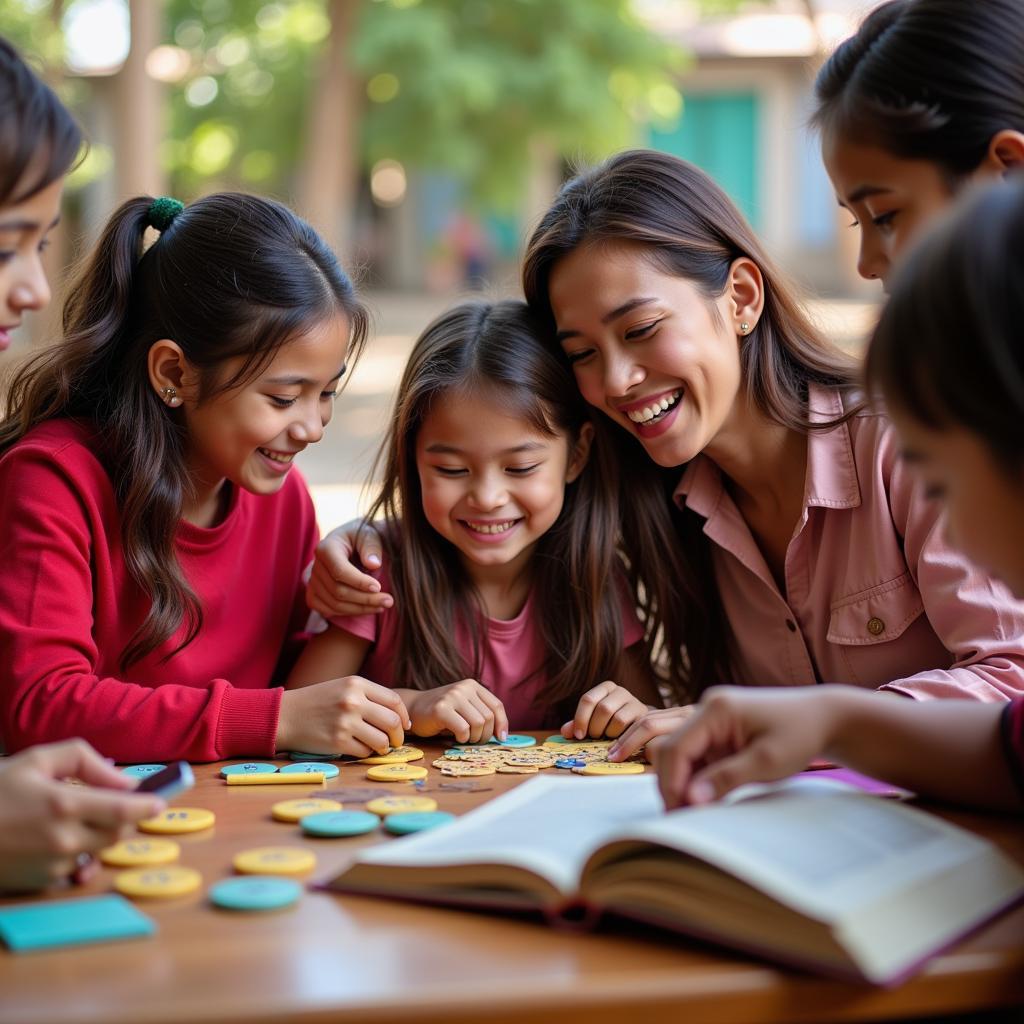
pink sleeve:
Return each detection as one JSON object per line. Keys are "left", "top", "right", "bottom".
{"left": 326, "top": 563, "right": 388, "bottom": 645}
{"left": 879, "top": 450, "right": 1024, "bottom": 702}
{"left": 0, "top": 445, "right": 280, "bottom": 762}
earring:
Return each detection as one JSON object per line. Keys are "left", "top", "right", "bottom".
{"left": 739, "top": 321, "right": 751, "bottom": 335}
{"left": 160, "top": 386, "right": 180, "bottom": 407}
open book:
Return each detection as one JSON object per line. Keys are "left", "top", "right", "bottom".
{"left": 327, "top": 775, "right": 1024, "bottom": 985}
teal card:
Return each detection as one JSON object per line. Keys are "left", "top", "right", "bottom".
{"left": 0, "top": 894, "right": 156, "bottom": 953}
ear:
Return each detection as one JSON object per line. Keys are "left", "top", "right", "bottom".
{"left": 979, "top": 130, "right": 1024, "bottom": 177}
{"left": 566, "top": 421, "right": 594, "bottom": 484}
{"left": 147, "top": 339, "right": 192, "bottom": 407}
{"left": 725, "top": 257, "right": 765, "bottom": 336}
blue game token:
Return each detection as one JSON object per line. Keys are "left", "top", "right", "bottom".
{"left": 384, "top": 812, "right": 456, "bottom": 835}
{"left": 555, "top": 757, "right": 587, "bottom": 769}
{"left": 299, "top": 810, "right": 379, "bottom": 838}
{"left": 219, "top": 762, "right": 278, "bottom": 777}
{"left": 209, "top": 876, "right": 303, "bottom": 912}
{"left": 280, "top": 761, "right": 340, "bottom": 779}
{"left": 121, "top": 764, "right": 167, "bottom": 779}
{"left": 488, "top": 734, "right": 536, "bottom": 748}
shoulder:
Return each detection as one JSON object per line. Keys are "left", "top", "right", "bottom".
{"left": 0, "top": 419, "right": 112, "bottom": 494}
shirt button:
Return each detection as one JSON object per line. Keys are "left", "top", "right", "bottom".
{"left": 867, "top": 616, "right": 885, "bottom": 636}
{"left": 785, "top": 619, "right": 797, "bottom": 633}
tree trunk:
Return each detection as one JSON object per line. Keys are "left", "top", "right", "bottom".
{"left": 296, "top": 0, "right": 363, "bottom": 262}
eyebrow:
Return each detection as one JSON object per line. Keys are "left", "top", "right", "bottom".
{"left": 425, "top": 441, "right": 547, "bottom": 456}
{"left": 0, "top": 213, "right": 61, "bottom": 233}
{"left": 838, "top": 185, "right": 893, "bottom": 207}
{"left": 264, "top": 366, "right": 345, "bottom": 387}
{"left": 555, "top": 296, "right": 657, "bottom": 343}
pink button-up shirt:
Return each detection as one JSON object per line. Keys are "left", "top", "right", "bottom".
{"left": 674, "top": 386, "right": 1024, "bottom": 701}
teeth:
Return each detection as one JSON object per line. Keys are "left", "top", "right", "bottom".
{"left": 626, "top": 390, "right": 682, "bottom": 424}
{"left": 260, "top": 448, "right": 294, "bottom": 464}
{"left": 465, "top": 520, "right": 517, "bottom": 535}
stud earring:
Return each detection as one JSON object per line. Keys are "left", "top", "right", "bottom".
{"left": 739, "top": 321, "right": 751, "bottom": 335}
{"left": 161, "top": 386, "right": 180, "bottom": 407}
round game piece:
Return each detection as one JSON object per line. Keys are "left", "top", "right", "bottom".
{"left": 359, "top": 746, "right": 424, "bottom": 765}
{"left": 384, "top": 811, "right": 456, "bottom": 835}
{"left": 233, "top": 847, "right": 317, "bottom": 876}
{"left": 115, "top": 865, "right": 202, "bottom": 898}
{"left": 220, "top": 762, "right": 279, "bottom": 777}
{"left": 121, "top": 764, "right": 167, "bottom": 780}
{"left": 542, "top": 735, "right": 572, "bottom": 745}
{"left": 365, "top": 796, "right": 438, "bottom": 816}
{"left": 280, "top": 761, "right": 340, "bottom": 779}
{"left": 555, "top": 758, "right": 586, "bottom": 769}
{"left": 137, "top": 807, "right": 216, "bottom": 834}
{"left": 574, "top": 762, "right": 645, "bottom": 776}
{"left": 271, "top": 798, "right": 342, "bottom": 823}
{"left": 300, "top": 810, "right": 379, "bottom": 837}
{"left": 437, "top": 763, "right": 495, "bottom": 777}
{"left": 366, "top": 763, "right": 428, "bottom": 782}
{"left": 488, "top": 734, "right": 536, "bottom": 748}
{"left": 209, "top": 876, "right": 303, "bottom": 912}
{"left": 287, "top": 750, "right": 339, "bottom": 761}
{"left": 497, "top": 765, "right": 539, "bottom": 774}
{"left": 100, "top": 838, "right": 180, "bottom": 868}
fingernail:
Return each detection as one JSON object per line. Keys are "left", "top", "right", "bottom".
{"left": 500, "top": 730, "right": 508, "bottom": 741}
{"left": 575, "top": 729, "right": 584, "bottom": 740}
{"left": 367, "top": 555, "right": 381, "bottom": 567}
{"left": 607, "top": 744, "right": 620, "bottom": 760}
{"left": 689, "top": 780, "right": 714, "bottom": 805}
{"left": 366, "top": 580, "right": 380, "bottom": 592}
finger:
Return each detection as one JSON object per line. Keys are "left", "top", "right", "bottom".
{"left": 364, "top": 681, "right": 411, "bottom": 719}
{"left": 51, "top": 782, "right": 165, "bottom": 831}
{"left": 308, "top": 576, "right": 390, "bottom": 618}
{"left": 457, "top": 699, "right": 487, "bottom": 745}
{"left": 465, "top": 695, "right": 496, "bottom": 744}
{"left": 570, "top": 682, "right": 615, "bottom": 739}
{"left": 29, "top": 739, "right": 129, "bottom": 790}
{"left": 650, "top": 733, "right": 698, "bottom": 809}
{"left": 476, "top": 690, "right": 509, "bottom": 742}
{"left": 337, "top": 734, "right": 376, "bottom": 759}
{"left": 320, "top": 530, "right": 384, "bottom": 586}
{"left": 351, "top": 720, "right": 392, "bottom": 756}
{"left": 587, "top": 692, "right": 632, "bottom": 738}
{"left": 362, "top": 701, "right": 406, "bottom": 750}
{"left": 438, "top": 707, "right": 472, "bottom": 745}
{"left": 606, "top": 716, "right": 663, "bottom": 761}
{"left": 353, "top": 526, "right": 384, "bottom": 571}
{"left": 686, "top": 739, "right": 789, "bottom": 804}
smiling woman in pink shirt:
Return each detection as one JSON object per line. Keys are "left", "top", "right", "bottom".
{"left": 313, "top": 150, "right": 1024, "bottom": 753}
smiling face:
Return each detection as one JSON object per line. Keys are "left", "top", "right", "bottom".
{"left": 548, "top": 240, "right": 747, "bottom": 468}
{"left": 175, "top": 314, "right": 350, "bottom": 523}
{"left": 414, "top": 389, "right": 589, "bottom": 580}
{"left": 0, "top": 176, "right": 63, "bottom": 350}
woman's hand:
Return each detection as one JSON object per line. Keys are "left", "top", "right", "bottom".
{"left": 562, "top": 681, "right": 651, "bottom": 740}
{"left": 307, "top": 519, "right": 393, "bottom": 619}
{"left": 606, "top": 704, "right": 698, "bottom": 761}
{"left": 277, "top": 676, "right": 411, "bottom": 757}
{"left": 404, "top": 681, "right": 509, "bottom": 746}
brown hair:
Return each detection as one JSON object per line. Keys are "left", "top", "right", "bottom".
{"left": 0, "top": 193, "right": 366, "bottom": 670}
{"left": 364, "top": 299, "right": 628, "bottom": 716}
{"left": 522, "top": 149, "right": 861, "bottom": 698}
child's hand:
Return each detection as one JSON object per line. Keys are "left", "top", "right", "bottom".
{"left": 649, "top": 686, "right": 835, "bottom": 809}
{"left": 606, "top": 705, "right": 697, "bottom": 761}
{"left": 406, "top": 681, "right": 509, "bottom": 745}
{"left": 0, "top": 739, "right": 166, "bottom": 893}
{"left": 307, "top": 520, "right": 393, "bottom": 618}
{"left": 277, "top": 676, "right": 411, "bottom": 757}
{"left": 562, "top": 681, "right": 651, "bottom": 740}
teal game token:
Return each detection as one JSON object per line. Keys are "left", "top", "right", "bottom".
{"left": 280, "top": 761, "right": 339, "bottom": 779}
{"left": 121, "top": 764, "right": 167, "bottom": 779}
{"left": 543, "top": 735, "right": 572, "bottom": 745}
{"left": 220, "top": 762, "right": 278, "bottom": 777}
{"left": 384, "top": 812, "right": 456, "bottom": 835}
{"left": 300, "top": 810, "right": 379, "bottom": 838}
{"left": 488, "top": 735, "right": 536, "bottom": 748}
{"left": 209, "top": 876, "right": 302, "bottom": 912}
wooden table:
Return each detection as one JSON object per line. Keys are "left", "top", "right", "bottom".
{"left": 1, "top": 738, "right": 1022, "bottom": 1024}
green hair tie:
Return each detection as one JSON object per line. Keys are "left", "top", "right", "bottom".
{"left": 147, "top": 196, "right": 184, "bottom": 232}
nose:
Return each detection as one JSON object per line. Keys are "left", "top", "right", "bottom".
{"left": 288, "top": 400, "right": 326, "bottom": 445}
{"left": 468, "top": 472, "right": 508, "bottom": 512}
{"left": 8, "top": 255, "right": 52, "bottom": 315}
{"left": 602, "top": 347, "right": 645, "bottom": 397}
{"left": 856, "top": 228, "right": 889, "bottom": 284}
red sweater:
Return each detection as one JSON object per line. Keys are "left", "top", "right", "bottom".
{"left": 0, "top": 420, "right": 318, "bottom": 762}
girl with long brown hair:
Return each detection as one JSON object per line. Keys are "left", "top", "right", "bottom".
{"left": 0, "top": 189, "right": 410, "bottom": 764}
{"left": 289, "top": 300, "right": 659, "bottom": 741}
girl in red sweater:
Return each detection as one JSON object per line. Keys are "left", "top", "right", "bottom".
{"left": 0, "top": 190, "right": 410, "bottom": 763}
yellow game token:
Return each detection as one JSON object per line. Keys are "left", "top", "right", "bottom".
{"left": 359, "top": 746, "right": 425, "bottom": 765}
{"left": 100, "top": 838, "right": 180, "bottom": 867}
{"left": 114, "top": 865, "right": 202, "bottom": 898}
{"left": 233, "top": 847, "right": 317, "bottom": 876}
{"left": 438, "top": 763, "right": 495, "bottom": 777}
{"left": 365, "top": 796, "right": 437, "bottom": 816}
{"left": 137, "top": 807, "right": 215, "bottom": 834}
{"left": 271, "top": 798, "right": 342, "bottom": 823}
{"left": 497, "top": 765, "right": 539, "bottom": 774}
{"left": 574, "top": 762, "right": 645, "bottom": 776}
{"left": 365, "top": 763, "right": 428, "bottom": 782}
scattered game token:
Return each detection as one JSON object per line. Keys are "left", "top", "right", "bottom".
{"left": 100, "top": 839, "right": 180, "bottom": 868}
{"left": 300, "top": 810, "right": 379, "bottom": 837}
{"left": 137, "top": 807, "right": 215, "bottom": 834}
{"left": 271, "top": 798, "right": 342, "bottom": 823}
{"left": 555, "top": 758, "right": 587, "bottom": 769}
{"left": 574, "top": 762, "right": 645, "bottom": 776}
{"left": 220, "top": 762, "right": 278, "bottom": 777}
{"left": 233, "top": 847, "right": 317, "bottom": 876}
{"left": 488, "top": 735, "right": 536, "bottom": 748}
{"left": 121, "top": 764, "right": 167, "bottom": 780}
{"left": 209, "top": 876, "right": 303, "bottom": 912}
{"left": 366, "top": 763, "right": 428, "bottom": 782}
{"left": 359, "top": 746, "right": 425, "bottom": 765}
{"left": 384, "top": 811, "right": 456, "bottom": 835}
{"left": 497, "top": 765, "right": 539, "bottom": 774}
{"left": 437, "top": 763, "right": 495, "bottom": 777}
{"left": 115, "top": 866, "right": 202, "bottom": 899}
{"left": 365, "top": 796, "right": 438, "bottom": 816}
{"left": 280, "top": 762, "right": 340, "bottom": 779}
{"left": 287, "top": 750, "right": 340, "bottom": 761}
{"left": 542, "top": 735, "right": 572, "bottom": 745}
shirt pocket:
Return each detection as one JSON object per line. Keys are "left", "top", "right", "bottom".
{"left": 827, "top": 572, "right": 924, "bottom": 646}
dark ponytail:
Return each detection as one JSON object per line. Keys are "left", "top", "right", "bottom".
{"left": 0, "top": 193, "right": 367, "bottom": 669}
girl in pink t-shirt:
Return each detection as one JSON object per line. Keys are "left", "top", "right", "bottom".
{"left": 288, "top": 300, "right": 659, "bottom": 742}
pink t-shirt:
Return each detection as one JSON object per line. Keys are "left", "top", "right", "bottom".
{"left": 327, "top": 560, "right": 644, "bottom": 730}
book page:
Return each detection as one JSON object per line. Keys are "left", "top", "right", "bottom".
{"left": 351, "top": 775, "right": 664, "bottom": 895}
